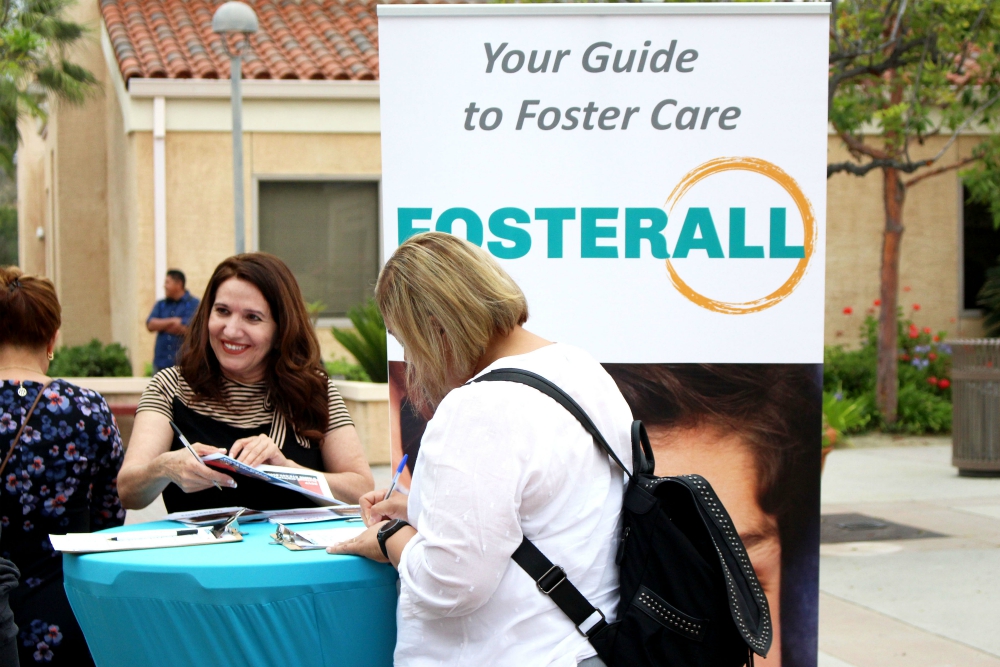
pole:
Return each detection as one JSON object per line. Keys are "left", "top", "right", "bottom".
{"left": 231, "top": 54, "right": 245, "bottom": 254}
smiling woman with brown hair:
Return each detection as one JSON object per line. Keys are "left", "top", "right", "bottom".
{"left": 118, "top": 253, "right": 374, "bottom": 512}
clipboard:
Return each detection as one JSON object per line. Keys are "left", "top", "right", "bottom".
{"left": 270, "top": 523, "right": 366, "bottom": 551}
{"left": 52, "top": 514, "right": 245, "bottom": 554}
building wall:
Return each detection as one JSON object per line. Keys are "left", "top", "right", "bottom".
{"left": 106, "top": 77, "right": 144, "bottom": 374}
{"left": 16, "top": 117, "right": 47, "bottom": 278}
{"left": 51, "top": 4, "right": 112, "bottom": 346}
{"left": 15, "top": 0, "right": 111, "bottom": 348}
{"left": 825, "top": 134, "right": 986, "bottom": 348}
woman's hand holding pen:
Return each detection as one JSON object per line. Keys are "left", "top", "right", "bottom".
{"left": 158, "top": 443, "right": 235, "bottom": 493}
{"left": 360, "top": 489, "right": 409, "bottom": 526}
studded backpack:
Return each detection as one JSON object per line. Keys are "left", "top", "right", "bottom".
{"left": 475, "top": 369, "right": 772, "bottom": 667}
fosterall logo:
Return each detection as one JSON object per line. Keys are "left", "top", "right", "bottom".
{"left": 397, "top": 157, "right": 816, "bottom": 315}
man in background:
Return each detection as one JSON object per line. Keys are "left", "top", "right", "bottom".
{"left": 147, "top": 269, "right": 199, "bottom": 374}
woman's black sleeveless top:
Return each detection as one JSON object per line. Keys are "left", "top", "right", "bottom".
{"left": 163, "top": 400, "right": 325, "bottom": 512}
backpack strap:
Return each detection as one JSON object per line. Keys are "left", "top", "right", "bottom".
{"left": 472, "top": 368, "right": 629, "bottom": 641}
{"left": 474, "top": 368, "right": 631, "bottom": 478}
{"left": 510, "top": 536, "right": 608, "bottom": 638}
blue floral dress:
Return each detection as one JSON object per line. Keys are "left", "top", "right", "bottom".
{"left": 0, "top": 379, "right": 125, "bottom": 666}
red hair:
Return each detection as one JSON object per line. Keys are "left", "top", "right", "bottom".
{"left": 0, "top": 267, "right": 61, "bottom": 348}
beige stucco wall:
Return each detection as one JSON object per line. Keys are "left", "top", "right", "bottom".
{"left": 50, "top": 1, "right": 112, "bottom": 347}
{"left": 825, "top": 134, "right": 985, "bottom": 348}
{"left": 15, "top": 0, "right": 111, "bottom": 348}
{"left": 15, "top": 118, "right": 47, "bottom": 278}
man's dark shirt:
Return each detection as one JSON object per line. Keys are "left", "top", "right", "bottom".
{"left": 148, "top": 291, "right": 199, "bottom": 372}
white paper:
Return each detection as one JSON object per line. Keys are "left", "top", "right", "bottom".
{"left": 50, "top": 528, "right": 241, "bottom": 553}
{"left": 294, "top": 526, "right": 368, "bottom": 547}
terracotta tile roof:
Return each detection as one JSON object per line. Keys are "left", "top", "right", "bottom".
{"left": 102, "top": 0, "right": 442, "bottom": 82}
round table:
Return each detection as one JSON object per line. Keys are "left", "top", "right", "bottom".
{"left": 63, "top": 520, "right": 398, "bottom": 667}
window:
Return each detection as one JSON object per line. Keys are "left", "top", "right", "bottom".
{"left": 962, "top": 185, "right": 1000, "bottom": 312}
{"left": 258, "top": 180, "right": 379, "bottom": 318}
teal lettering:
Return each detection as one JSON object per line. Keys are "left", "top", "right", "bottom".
{"left": 398, "top": 208, "right": 432, "bottom": 244}
{"left": 535, "top": 208, "right": 575, "bottom": 258}
{"left": 487, "top": 208, "right": 532, "bottom": 259}
{"left": 436, "top": 208, "right": 484, "bottom": 246}
{"left": 624, "top": 208, "right": 668, "bottom": 259}
{"left": 673, "top": 208, "right": 724, "bottom": 258}
{"left": 728, "top": 208, "right": 764, "bottom": 258}
{"left": 769, "top": 208, "right": 804, "bottom": 258}
{"left": 581, "top": 208, "right": 619, "bottom": 258}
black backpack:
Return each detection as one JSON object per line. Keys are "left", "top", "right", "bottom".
{"left": 475, "top": 369, "right": 772, "bottom": 667}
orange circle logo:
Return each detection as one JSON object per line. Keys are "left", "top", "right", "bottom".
{"left": 664, "top": 157, "right": 817, "bottom": 315}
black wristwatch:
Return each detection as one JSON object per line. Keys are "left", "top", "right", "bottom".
{"left": 377, "top": 519, "right": 410, "bottom": 559}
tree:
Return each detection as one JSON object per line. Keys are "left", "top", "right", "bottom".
{"left": 0, "top": 0, "right": 96, "bottom": 174}
{"left": 829, "top": 0, "right": 1000, "bottom": 423}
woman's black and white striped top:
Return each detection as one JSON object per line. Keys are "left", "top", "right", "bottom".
{"left": 137, "top": 366, "right": 353, "bottom": 449}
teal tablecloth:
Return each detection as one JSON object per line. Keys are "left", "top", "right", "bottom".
{"left": 63, "top": 520, "right": 398, "bottom": 667}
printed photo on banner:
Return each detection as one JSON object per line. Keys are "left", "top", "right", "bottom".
{"left": 388, "top": 361, "right": 821, "bottom": 667}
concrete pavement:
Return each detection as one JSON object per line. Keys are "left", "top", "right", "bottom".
{"left": 819, "top": 437, "right": 1000, "bottom": 667}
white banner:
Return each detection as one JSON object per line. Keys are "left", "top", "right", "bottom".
{"left": 378, "top": 4, "right": 829, "bottom": 365}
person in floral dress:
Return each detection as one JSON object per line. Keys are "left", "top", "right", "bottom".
{"left": 0, "top": 267, "right": 125, "bottom": 666}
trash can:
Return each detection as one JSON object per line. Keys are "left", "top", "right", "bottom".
{"left": 951, "top": 338, "right": 1000, "bottom": 476}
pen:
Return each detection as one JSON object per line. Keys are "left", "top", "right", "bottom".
{"left": 169, "top": 421, "right": 224, "bottom": 491}
{"left": 110, "top": 529, "right": 198, "bottom": 541}
{"left": 385, "top": 454, "right": 408, "bottom": 500}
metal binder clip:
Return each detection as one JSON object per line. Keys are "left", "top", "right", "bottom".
{"left": 211, "top": 507, "right": 246, "bottom": 539}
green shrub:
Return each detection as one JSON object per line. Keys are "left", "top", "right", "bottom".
{"left": 824, "top": 309, "right": 953, "bottom": 435}
{"left": 325, "top": 358, "right": 371, "bottom": 382}
{"left": 331, "top": 299, "right": 387, "bottom": 383}
{"left": 823, "top": 390, "right": 872, "bottom": 445}
{"left": 49, "top": 339, "right": 133, "bottom": 377}
{"left": 893, "top": 383, "right": 952, "bottom": 434}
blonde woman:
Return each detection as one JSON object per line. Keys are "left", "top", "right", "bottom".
{"left": 328, "top": 233, "right": 633, "bottom": 667}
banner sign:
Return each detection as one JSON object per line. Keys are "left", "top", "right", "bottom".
{"left": 379, "top": 5, "right": 829, "bottom": 666}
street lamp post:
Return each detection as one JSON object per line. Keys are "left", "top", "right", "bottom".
{"left": 213, "top": 1, "right": 258, "bottom": 255}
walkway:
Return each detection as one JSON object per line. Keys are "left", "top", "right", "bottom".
{"left": 819, "top": 437, "right": 1000, "bottom": 667}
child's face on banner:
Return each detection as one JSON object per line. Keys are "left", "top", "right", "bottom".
{"left": 647, "top": 425, "right": 783, "bottom": 666}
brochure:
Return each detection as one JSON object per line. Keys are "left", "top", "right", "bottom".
{"left": 200, "top": 453, "right": 344, "bottom": 506}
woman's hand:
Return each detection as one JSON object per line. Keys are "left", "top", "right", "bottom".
{"left": 158, "top": 444, "right": 235, "bottom": 493}
{"left": 360, "top": 489, "right": 409, "bottom": 526}
{"left": 230, "top": 434, "right": 289, "bottom": 468}
{"left": 326, "top": 521, "right": 389, "bottom": 563}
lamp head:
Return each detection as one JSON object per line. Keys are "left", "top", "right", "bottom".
{"left": 212, "top": 1, "right": 258, "bottom": 35}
